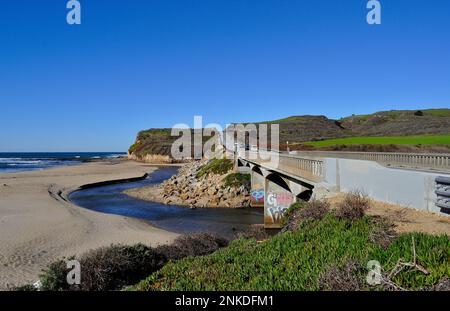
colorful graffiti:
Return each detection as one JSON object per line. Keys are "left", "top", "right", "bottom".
{"left": 267, "top": 193, "right": 293, "bottom": 207}
{"left": 251, "top": 189, "right": 264, "bottom": 202}
{"left": 267, "top": 206, "right": 287, "bottom": 224}
{"left": 266, "top": 192, "right": 293, "bottom": 225}
{"left": 250, "top": 182, "right": 264, "bottom": 205}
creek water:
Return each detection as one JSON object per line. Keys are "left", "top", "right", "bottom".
{"left": 69, "top": 166, "right": 264, "bottom": 239}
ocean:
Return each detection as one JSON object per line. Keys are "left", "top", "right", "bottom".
{"left": 0, "top": 152, "right": 127, "bottom": 173}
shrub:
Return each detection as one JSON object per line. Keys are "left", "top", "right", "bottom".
{"left": 236, "top": 225, "right": 270, "bottom": 241}
{"left": 318, "top": 259, "right": 365, "bottom": 291}
{"left": 12, "top": 284, "right": 38, "bottom": 291}
{"left": 283, "top": 200, "right": 330, "bottom": 231}
{"left": 335, "top": 191, "right": 370, "bottom": 222}
{"left": 128, "top": 141, "right": 141, "bottom": 154}
{"left": 223, "top": 173, "right": 250, "bottom": 189}
{"left": 368, "top": 216, "right": 397, "bottom": 248}
{"left": 432, "top": 277, "right": 450, "bottom": 291}
{"left": 156, "top": 233, "right": 229, "bottom": 260}
{"left": 285, "top": 202, "right": 304, "bottom": 217}
{"left": 298, "top": 200, "right": 330, "bottom": 221}
{"left": 38, "top": 244, "right": 165, "bottom": 291}
{"left": 40, "top": 258, "right": 75, "bottom": 291}
{"left": 32, "top": 233, "right": 230, "bottom": 291}
{"left": 78, "top": 244, "right": 165, "bottom": 291}
{"left": 197, "top": 159, "right": 233, "bottom": 178}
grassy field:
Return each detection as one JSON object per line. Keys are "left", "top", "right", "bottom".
{"left": 304, "top": 135, "right": 450, "bottom": 147}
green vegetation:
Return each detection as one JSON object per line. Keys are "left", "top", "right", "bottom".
{"left": 133, "top": 214, "right": 448, "bottom": 291}
{"left": 284, "top": 202, "right": 304, "bottom": 216}
{"left": 17, "top": 234, "right": 227, "bottom": 291}
{"left": 197, "top": 158, "right": 234, "bottom": 178}
{"left": 340, "top": 109, "right": 450, "bottom": 121}
{"left": 425, "top": 109, "right": 450, "bottom": 117}
{"left": 129, "top": 128, "right": 220, "bottom": 158}
{"left": 128, "top": 141, "right": 141, "bottom": 154}
{"left": 128, "top": 128, "right": 175, "bottom": 157}
{"left": 13, "top": 284, "right": 38, "bottom": 291}
{"left": 304, "top": 135, "right": 450, "bottom": 147}
{"left": 223, "top": 173, "right": 250, "bottom": 188}
{"left": 133, "top": 196, "right": 449, "bottom": 291}
{"left": 261, "top": 116, "right": 313, "bottom": 124}
{"left": 134, "top": 221, "right": 448, "bottom": 290}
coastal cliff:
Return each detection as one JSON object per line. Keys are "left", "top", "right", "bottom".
{"left": 124, "top": 159, "right": 251, "bottom": 208}
{"left": 127, "top": 128, "right": 216, "bottom": 163}
{"left": 127, "top": 129, "right": 177, "bottom": 163}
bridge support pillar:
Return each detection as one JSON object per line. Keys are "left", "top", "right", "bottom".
{"left": 264, "top": 177, "right": 295, "bottom": 228}
{"left": 250, "top": 169, "right": 265, "bottom": 207}
{"left": 235, "top": 158, "right": 250, "bottom": 173}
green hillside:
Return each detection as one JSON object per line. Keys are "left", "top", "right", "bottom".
{"left": 129, "top": 109, "right": 450, "bottom": 158}
{"left": 305, "top": 135, "right": 450, "bottom": 147}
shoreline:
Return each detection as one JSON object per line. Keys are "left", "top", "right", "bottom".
{"left": 0, "top": 160, "right": 179, "bottom": 290}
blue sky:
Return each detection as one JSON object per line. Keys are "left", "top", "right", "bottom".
{"left": 0, "top": 0, "right": 449, "bottom": 152}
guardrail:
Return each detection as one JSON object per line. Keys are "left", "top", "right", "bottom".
{"left": 436, "top": 177, "right": 450, "bottom": 210}
{"left": 291, "top": 151, "right": 450, "bottom": 172}
{"left": 235, "top": 148, "right": 449, "bottom": 182}
{"left": 240, "top": 150, "right": 324, "bottom": 183}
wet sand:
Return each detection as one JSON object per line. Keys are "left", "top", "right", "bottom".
{"left": 0, "top": 160, "right": 178, "bottom": 290}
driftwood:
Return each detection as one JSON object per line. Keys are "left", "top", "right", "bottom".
{"left": 378, "top": 236, "right": 429, "bottom": 291}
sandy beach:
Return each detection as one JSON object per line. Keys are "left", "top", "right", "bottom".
{"left": 0, "top": 160, "right": 178, "bottom": 290}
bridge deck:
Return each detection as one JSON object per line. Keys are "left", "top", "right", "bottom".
{"left": 238, "top": 149, "right": 450, "bottom": 176}
{"left": 291, "top": 150, "right": 450, "bottom": 172}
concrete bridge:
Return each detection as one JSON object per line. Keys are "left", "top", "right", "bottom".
{"left": 234, "top": 149, "right": 450, "bottom": 228}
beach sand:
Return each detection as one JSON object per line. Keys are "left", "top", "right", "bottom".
{"left": 0, "top": 160, "right": 178, "bottom": 290}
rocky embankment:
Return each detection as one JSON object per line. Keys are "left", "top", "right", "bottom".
{"left": 124, "top": 160, "right": 251, "bottom": 208}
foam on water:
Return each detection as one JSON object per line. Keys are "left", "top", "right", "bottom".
{"left": 0, "top": 152, "right": 126, "bottom": 173}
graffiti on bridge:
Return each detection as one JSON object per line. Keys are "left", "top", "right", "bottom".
{"left": 251, "top": 188, "right": 264, "bottom": 203}
{"left": 266, "top": 192, "right": 293, "bottom": 225}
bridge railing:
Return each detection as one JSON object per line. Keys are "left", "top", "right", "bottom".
{"left": 290, "top": 151, "right": 450, "bottom": 172}
{"left": 242, "top": 150, "right": 325, "bottom": 182}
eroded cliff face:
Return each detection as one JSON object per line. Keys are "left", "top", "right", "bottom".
{"left": 124, "top": 160, "right": 251, "bottom": 208}
{"left": 127, "top": 152, "right": 173, "bottom": 164}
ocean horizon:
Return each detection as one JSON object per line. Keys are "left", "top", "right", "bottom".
{"left": 0, "top": 152, "right": 127, "bottom": 173}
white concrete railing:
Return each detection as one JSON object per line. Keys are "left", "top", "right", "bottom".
{"left": 240, "top": 150, "right": 325, "bottom": 183}
{"left": 237, "top": 148, "right": 450, "bottom": 183}
{"left": 290, "top": 151, "right": 450, "bottom": 172}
